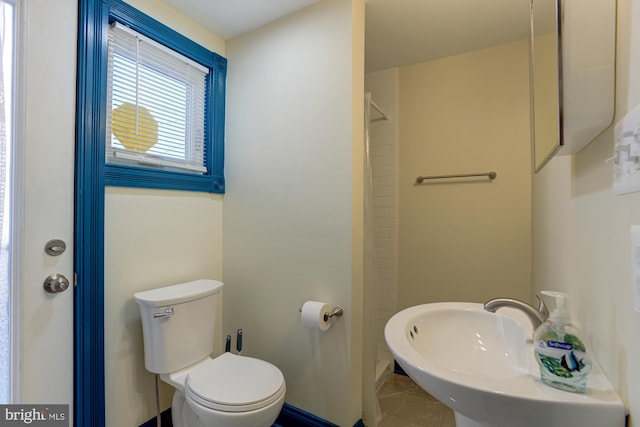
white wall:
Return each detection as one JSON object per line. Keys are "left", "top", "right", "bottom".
{"left": 532, "top": 0, "right": 640, "bottom": 424}
{"left": 364, "top": 69, "right": 399, "bottom": 373}
{"left": 398, "top": 39, "right": 532, "bottom": 308}
{"left": 104, "top": 2, "right": 226, "bottom": 426}
{"left": 223, "top": 0, "right": 365, "bottom": 425}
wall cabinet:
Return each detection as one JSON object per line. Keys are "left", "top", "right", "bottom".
{"left": 530, "top": 0, "right": 616, "bottom": 172}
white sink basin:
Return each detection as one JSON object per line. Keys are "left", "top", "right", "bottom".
{"left": 385, "top": 302, "right": 626, "bottom": 427}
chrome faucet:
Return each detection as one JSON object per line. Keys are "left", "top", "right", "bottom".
{"left": 483, "top": 295, "right": 549, "bottom": 329}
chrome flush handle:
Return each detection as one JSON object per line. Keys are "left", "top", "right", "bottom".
{"left": 153, "top": 307, "right": 174, "bottom": 318}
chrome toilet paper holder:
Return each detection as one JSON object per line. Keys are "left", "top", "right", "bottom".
{"left": 323, "top": 306, "right": 343, "bottom": 322}
{"left": 298, "top": 305, "right": 344, "bottom": 321}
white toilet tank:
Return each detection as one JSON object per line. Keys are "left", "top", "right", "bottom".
{"left": 134, "top": 279, "right": 224, "bottom": 374}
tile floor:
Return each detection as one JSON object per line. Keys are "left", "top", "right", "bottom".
{"left": 377, "top": 373, "right": 455, "bottom": 427}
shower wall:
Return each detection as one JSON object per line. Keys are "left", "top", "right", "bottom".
{"left": 364, "top": 69, "right": 399, "bottom": 379}
{"left": 398, "top": 39, "right": 532, "bottom": 307}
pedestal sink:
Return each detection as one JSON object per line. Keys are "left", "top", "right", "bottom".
{"left": 384, "top": 302, "right": 626, "bottom": 427}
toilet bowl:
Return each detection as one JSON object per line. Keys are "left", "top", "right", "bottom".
{"left": 165, "top": 353, "right": 286, "bottom": 427}
{"left": 134, "top": 280, "right": 286, "bottom": 427}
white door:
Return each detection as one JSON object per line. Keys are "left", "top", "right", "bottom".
{"left": 14, "top": 0, "right": 76, "bottom": 419}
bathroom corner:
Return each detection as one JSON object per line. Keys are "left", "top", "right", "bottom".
{"left": 532, "top": 0, "right": 640, "bottom": 423}
{"left": 223, "top": 0, "right": 366, "bottom": 425}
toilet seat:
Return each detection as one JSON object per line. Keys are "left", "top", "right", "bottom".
{"left": 185, "top": 353, "right": 285, "bottom": 413}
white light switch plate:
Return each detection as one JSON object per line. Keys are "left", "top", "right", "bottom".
{"left": 613, "top": 105, "right": 640, "bottom": 195}
{"left": 630, "top": 226, "right": 640, "bottom": 313}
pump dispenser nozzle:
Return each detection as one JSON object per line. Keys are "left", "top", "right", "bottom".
{"left": 540, "top": 290, "right": 571, "bottom": 325}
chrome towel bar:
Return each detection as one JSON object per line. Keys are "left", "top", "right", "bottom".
{"left": 416, "top": 171, "right": 497, "bottom": 184}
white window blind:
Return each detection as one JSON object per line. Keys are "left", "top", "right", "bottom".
{"left": 106, "top": 22, "right": 208, "bottom": 174}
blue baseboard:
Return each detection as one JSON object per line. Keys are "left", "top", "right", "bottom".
{"left": 139, "top": 408, "right": 172, "bottom": 427}
{"left": 394, "top": 360, "right": 408, "bottom": 376}
{"left": 140, "top": 403, "right": 363, "bottom": 427}
{"left": 275, "top": 403, "right": 342, "bottom": 427}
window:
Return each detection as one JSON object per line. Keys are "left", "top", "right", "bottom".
{"left": 102, "top": 1, "right": 226, "bottom": 193}
{"left": 107, "top": 23, "right": 207, "bottom": 174}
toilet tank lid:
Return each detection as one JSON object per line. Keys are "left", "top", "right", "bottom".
{"left": 134, "top": 279, "right": 223, "bottom": 307}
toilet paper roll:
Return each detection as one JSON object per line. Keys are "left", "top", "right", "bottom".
{"left": 300, "top": 301, "right": 332, "bottom": 331}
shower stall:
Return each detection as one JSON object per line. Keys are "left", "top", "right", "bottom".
{"left": 363, "top": 67, "right": 400, "bottom": 394}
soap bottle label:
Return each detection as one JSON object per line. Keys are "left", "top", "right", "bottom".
{"left": 535, "top": 333, "right": 591, "bottom": 379}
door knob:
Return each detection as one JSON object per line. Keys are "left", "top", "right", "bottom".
{"left": 43, "top": 273, "right": 70, "bottom": 293}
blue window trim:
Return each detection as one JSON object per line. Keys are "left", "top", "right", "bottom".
{"left": 104, "top": 0, "right": 226, "bottom": 193}
{"left": 75, "top": 1, "right": 226, "bottom": 426}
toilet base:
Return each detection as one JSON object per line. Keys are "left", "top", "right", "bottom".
{"left": 171, "top": 388, "right": 285, "bottom": 427}
{"left": 172, "top": 390, "right": 202, "bottom": 427}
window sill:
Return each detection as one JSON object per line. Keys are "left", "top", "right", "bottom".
{"left": 105, "top": 164, "right": 224, "bottom": 193}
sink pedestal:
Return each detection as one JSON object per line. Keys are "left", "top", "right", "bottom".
{"left": 454, "top": 412, "right": 492, "bottom": 427}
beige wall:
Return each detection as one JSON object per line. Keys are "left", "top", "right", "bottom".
{"left": 105, "top": 189, "right": 223, "bottom": 426}
{"left": 104, "top": 2, "right": 226, "bottom": 426}
{"left": 223, "top": 0, "right": 364, "bottom": 425}
{"left": 122, "top": 0, "right": 226, "bottom": 54}
{"left": 398, "top": 39, "right": 532, "bottom": 308}
{"left": 532, "top": 0, "right": 640, "bottom": 424}
{"left": 350, "top": 1, "right": 366, "bottom": 423}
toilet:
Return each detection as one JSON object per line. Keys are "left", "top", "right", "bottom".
{"left": 134, "top": 279, "right": 286, "bottom": 427}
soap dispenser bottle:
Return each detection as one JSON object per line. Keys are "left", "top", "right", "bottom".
{"left": 533, "top": 291, "right": 591, "bottom": 393}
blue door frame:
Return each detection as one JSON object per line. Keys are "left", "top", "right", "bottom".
{"left": 75, "top": 0, "right": 107, "bottom": 425}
